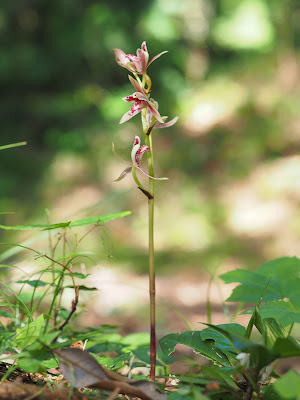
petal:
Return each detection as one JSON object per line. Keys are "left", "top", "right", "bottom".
{"left": 122, "top": 94, "right": 136, "bottom": 103}
{"left": 154, "top": 116, "right": 179, "bottom": 129}
{"left": 147, "top": 102, "right": 164, "bottom": 123}
{"left": 114, "top": 166, "right": 132, "bottom": 181}
{"left": 131, "top": 136, "right": 141, "bottom": 165}
{"left": 141, "top": 41, "right": 148, "bottom": 53}
{"left": 146, "top": 106, "right": 153, "bottom": 128}
{"left": 136, "top": 48, "right": 147, "bottom": 73}
{"left": 113, "top": 48, "right": 127, "bottom": 62}
{"left": 119, "top": 104, "right": 142, "bottom": 124}
{"left": 147, "top": 51, "right": 168, "bottom": 67}
{"left": 135, "top": 144, "right": 150, "bottom": 165}
{"left": 113, "top": 49, "right": 136, "bottom": 72}
{"left": 137, "top": 166, "right": 168, "bottom": 181}
{"left": 128, "top": 75, "right": 146, "bottom": 94}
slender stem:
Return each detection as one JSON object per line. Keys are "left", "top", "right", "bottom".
{"left": 143, "top": 111, "right": 156, "bottom": 381}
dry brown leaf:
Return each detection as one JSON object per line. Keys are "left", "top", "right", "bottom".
{"left": 55, "top": 348, "right": 166, "bottom": 400}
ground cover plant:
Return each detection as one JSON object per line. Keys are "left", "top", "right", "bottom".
{"left": 0, "top": 40, "right": 300, "bottom": 400}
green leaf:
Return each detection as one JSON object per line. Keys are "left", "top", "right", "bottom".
{"left": 18, "top": 357, "right": 42, "bottom": 373}
{"left": 131, "top": 345, "right": 174, "bottom": 366}
{"left": 244, "top": 300, "right": 300, "bottom": 328}
{"left": 41, "top": 357, "right": 59, "bottom": 369}
{"left": 201, "top": 323, "right": 246, "bottom": 355}
{"left": 0, "top": 211, "right": 131, "bottom": 231}
{"left": 201, "top": 366, "right": 237, "bottom": 389}
{"left": 203, "top": 324, "right": 278, "bottom": 370}
{"left": 13, "top": 314, "right": 44, "bottom": 350}
{"left": 273, "top": 336, "right": 300, "bottom": 358}
{"left": 159, "top": 331, "right": 230, "bottom": 366}
{"left": 273, "top": 370, "right": 300, "bottom": 399}
{"left": 17, "top": 279, "right": 48, "bottom": 288}
{"left": 220, "top": 257, "right": 300, "bottom": 306}
{"left": 0, "top": 332, "right": 16, "bottom": 353}
{"left": 262, "top": 318, "right": 288, "bottom": 348}
{"left": 48, "top": 271, "right": 90, "bottom": 279}
{"left": 64, "top": 285, "right": 98, "bottom": 291}
{"left": 93, "top": 352, "right": 131, "bottom": 371}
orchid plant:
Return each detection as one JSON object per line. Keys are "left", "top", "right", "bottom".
{"left": 113, "top": 41, "right": 178, "bottom": 380}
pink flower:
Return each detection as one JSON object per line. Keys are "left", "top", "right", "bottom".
{"left": 113, "top": 41, "right": 167, "bottom": 75}
{"left": 113, "top": 136, "right": 168, "bottom": 182}
{"left": 119, "top": 76, "right": 164, "bottom": 124}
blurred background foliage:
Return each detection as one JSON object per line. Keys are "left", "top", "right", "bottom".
{"left": 1, "top": 0, "right": 300, "bottom": 328}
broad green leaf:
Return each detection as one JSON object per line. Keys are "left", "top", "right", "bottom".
{"left": 0, "top": 211, "right": 131, "bottom": 231}
{"left": 18, "top": 358, "right": 41, "bottom": 373}
{"left": 243, "top": 301, "right": 300, "bottom": 327}
{"left": 220, "top": 257, "right": 300, "bottom": 305}
{"left": 17, "top": 279, "right": 48, "bottom": 288}
{"left": 203, "top": 324, "right": 278, "bottom": 370}
{"left": 273, "top": 369, "right": 300, "bottom": 399}
{"left": 200, "top": 324, "right": 246, "bottom": 355}
{"left": 273, "top": 336, "right": 300, "bottom": 358}
{"left": 159, "top": 331, "right": 230, "bottom": 366}
{"left": 131, "top": 345, "right": 174, "bottom": 366}
{"left": 201, "top": 366, "right": 237, "bottom": 389}
{"left": 13, "top": 314, "right": 44, "bottom": 349}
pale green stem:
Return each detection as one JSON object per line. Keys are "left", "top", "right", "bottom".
{"left": 143, "top": 108, "right": 156, "bottom": 381}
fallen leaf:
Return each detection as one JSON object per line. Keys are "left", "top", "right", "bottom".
{"left": 56, "top": 347, "right": 166, "bottom": 400}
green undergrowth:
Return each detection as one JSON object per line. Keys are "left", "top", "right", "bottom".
{"left": 0, "top": 214, "right": 299, "bottom": 400}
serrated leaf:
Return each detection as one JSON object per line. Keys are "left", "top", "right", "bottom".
{"left": 221, "top": 257, "right": 300, "bottom": 306}
{"left": 244, "top": 301, "right": 300, "bottom": 327}
{"left": 0, "top": 211, "right": 131, "bottom": 231}
{"left": 200, "top": 324, "right": 246, "bottom": 355}
{"left": 159, "top": 331, "right": 230, "bottom": 367}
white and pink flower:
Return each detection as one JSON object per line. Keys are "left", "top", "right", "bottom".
{"left": 113, "top": 41, "right": 167, "bottom": 75}
{"left": 113, "top": 136, "right": 168, "bottom": 182}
